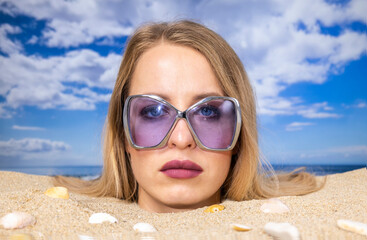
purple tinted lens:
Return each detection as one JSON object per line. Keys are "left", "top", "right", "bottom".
{"left": 187, "top": 99, "right": 236, "bottom": 149}
{"left": 128, "top": 97, "right": 177, "bottom": 147}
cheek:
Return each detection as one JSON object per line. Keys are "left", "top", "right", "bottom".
{"left": 203, "top": 152, "right": 232, "bottom": 184}
{"left": 129, "top": 150, "right": 147, "bottom": 175}
{"left": 128, "top": 148, "right": 160, "bottom": 182}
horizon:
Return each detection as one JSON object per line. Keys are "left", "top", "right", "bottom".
{"left": 2, "top": 164, "right": 364, "bottom": 178}
{"left": 0, "top": 0, "right": 366, "bottom": 169}
{"left": 3, "top": 163, "right": 366, "bottom": 168}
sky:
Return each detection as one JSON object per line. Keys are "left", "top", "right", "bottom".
{"left": 0, "top": 0, "right": 366, "bottom": 168}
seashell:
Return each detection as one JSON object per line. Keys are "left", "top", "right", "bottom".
{"left": 10, "top": 233, "right": 34, "bottom": 240}
{"left": 88, "top": 213, "right": 118, "bottom": 224}
{"left": 204, "top": 204, "right": 225, "bottom": 213}
{"left": 78, "top": 234, "right": 96, "bottom": 240}
{"left": 264, "top": 222, "right": 300, "bottom": 240}
{"left": 133, "top": 222, "right": 157, "bottom": 233}
{"left": 231, "top": 223, "right": 252, "bottom": 232}
{"left": 0, "top": 212, "right": 36, "bottom": 230}
{"left": 44, "top": 186, "right": 69, "bottom": 199}
{"left": 260, "top": 198, "right": 290, "bottom": 213}
{"left": 337, "top": 219, "right": 367, "bottom": 236}
{"left": 140, "top": 237, "right": 155, "bottom": 240}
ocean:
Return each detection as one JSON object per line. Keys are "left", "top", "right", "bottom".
{"left": 0, "top": 166, "right": 102, "bottom": 180}
{"left": 271, "top": 164, "right": 366, "bottom": 176}
{"left": 0, "top": 164, "right": 365, "bottom": 179}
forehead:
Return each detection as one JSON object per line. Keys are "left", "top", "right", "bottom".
{"left": 129, "top": 43, "right": 224, "bottom": 106}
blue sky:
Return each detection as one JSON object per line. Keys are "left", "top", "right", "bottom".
{"left": 0, "top": 0, "right": 366, "bottom": 167}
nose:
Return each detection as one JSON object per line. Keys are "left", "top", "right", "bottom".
{"left": 167, "top": 119, "right": 196, "bottom": 150}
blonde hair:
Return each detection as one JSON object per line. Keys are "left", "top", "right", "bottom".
{"left": 55, "top": 20, "right": 325, "bottom": 201}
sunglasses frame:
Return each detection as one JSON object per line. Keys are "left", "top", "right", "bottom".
{"left": 123, "top": 94, "right": 242, "bottom": 151}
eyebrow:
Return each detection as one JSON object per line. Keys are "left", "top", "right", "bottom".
{"left": 144, "top": 92, "right": 223, "bottom": 103}
{"left": 192, "top": 92, "right": 223, "bottom": 101}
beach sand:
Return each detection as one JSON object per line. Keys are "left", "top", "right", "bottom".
{"left": 0, "top": 168, "right": 366, "bottom": 239}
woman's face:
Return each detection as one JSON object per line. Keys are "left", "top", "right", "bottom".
{"left": 127, "top": 43, "right": 232, "bottom": 213}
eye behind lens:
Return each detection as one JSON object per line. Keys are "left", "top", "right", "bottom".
{"left": 138, "top": 103, "right": 172, "bottom": 120}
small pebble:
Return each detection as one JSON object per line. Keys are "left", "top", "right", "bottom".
{"left": 133, "top": 222, "right": 157, "bottom": 233}
{"left": 264, "top": 222, "right": 300, "bottom": 240}
{"left": 0, "top": 212, "right": 36, "bottom": 230}
{"left": 44, "top": 187, "right": 69, "bottom": 199}
{"left": 204, "top": 204, "right": 225, "bottom": 213}
{"left": 337, "top": 219, "right": 367, "bottom": 236}
{"left": 88, "top": 213, "right": 118, "bottom": 224}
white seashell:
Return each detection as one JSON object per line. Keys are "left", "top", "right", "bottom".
{"left": 261, "top": 198, "right": 290, "bottom": 213}
{"left": 264, "top": 222, "right": 300, "bottom": 240}
{"left": 0, "top": 212, "right": 36, "bottom": 229}
{"left": 337, "top": 219, "right": 367, "bottom": 236}
{"left": 78, "top": 234, "right": 96, "bottom": 240}
{"left": 133, "top": 222, "right": 157, "bottom": 233}
{"left": 88, "top": 213, "right": 117, "bottom": 224}
{"left": 231, "top": 223, "right": 252, "bottom": 232}
{"left": 140, "top": 237, "right": 156, "bottom": 240}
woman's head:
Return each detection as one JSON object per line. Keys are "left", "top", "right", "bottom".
{"left": 105, "top": 20, "right": 259, "bottom": 212}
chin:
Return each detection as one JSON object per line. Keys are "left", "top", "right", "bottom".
{"left": 164, "top": 194, "right": 200, "bottom": 205}
{"left": 162, "top": 198, "right": 205, "bottom": 210}
{"left": 161, "top": 190, "right": 215, "bottom": 210}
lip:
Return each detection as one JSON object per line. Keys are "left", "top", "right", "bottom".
{"left": 160, "top": 160, "right": 203, "bottom": 179}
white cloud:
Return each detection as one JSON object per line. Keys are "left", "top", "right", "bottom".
{"left": 0, "top": 0, "right": 366, "bottom": 119}
{"left": 0, "top": 49, "right": 119, "bottom": 112}
{"left": 258, "top": 98, "right": 341, "bottom": 118}
{"left": 27, "top": 35, "right": 38, "bottom": 44}
{"left": 286, "top": 122, "right": 314, "bottom": 131}
{"left": 356, "top": 102, "right": 367, "bottom": 108}
{"left": 0, "top": 138, "right": 70, "bottom": 157}
{"left": 342, "top": 100, "right": 367, "bottom": 109}
{"left": 269, "top": 145, "right": 367, "bottom": 165}
{"left": 298, "top": 145, "right": 367, "bottom": 161}
{"left": 283, "top": 0, "right": 367, "bottom": 27}
{"left": 297, "top": 102, "right": 341, "bottom": 119}
{"left": 12, "top": 125, "right": 45, "bottom": 131}
{"left": 0, "top": 103, "right": 12, "bottom": 118}
{"left": 327, "top": 145, "right": 367, "bottom": 156}
{"left": 71, "top": 88, "right": 111, "bottom": 102}
{"left": 0, "top": 138, "right": 97, "bottom": 166}
{"left": 1, "top": 0, "right": 136, "bottom": 47}
{"left": 0, "top": 24, "right": 23, "bottom": 54}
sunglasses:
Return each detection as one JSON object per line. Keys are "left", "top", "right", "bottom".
{"left": 123, "top": 94, "right": 242, "bottom": 151}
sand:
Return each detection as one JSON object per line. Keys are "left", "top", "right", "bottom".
{"left": 0, "top": 168, "right": 366, "bottom": 240}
